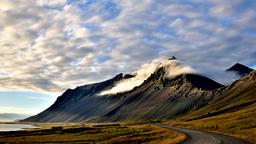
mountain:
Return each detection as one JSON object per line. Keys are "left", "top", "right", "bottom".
{"left": 0, "top": 113, "right": 31, "bottom": 122}
{"left": 23, "top": 61, "right": 254, "bottom": 123}
{"left": 23, "top": 66, "right": 223, "bottom": 122}
{"left": 226, "top": 63, "right": 253, "bottom": 77}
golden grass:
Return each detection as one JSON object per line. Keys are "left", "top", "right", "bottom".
{"left": 165, "top": 104, "right": 256, "bottom": 143}
{"left": 0, "top": 123, "right": 186, "bottom": 144}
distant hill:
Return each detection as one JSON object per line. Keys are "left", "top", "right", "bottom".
{"left": 226, "top": 63, "right": 253, "bottom": 77}
{"left": 0, "top": 113, "right": 30, "bottom": 122}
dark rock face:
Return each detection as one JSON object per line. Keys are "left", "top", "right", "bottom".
{"left": 22, "top": 73, "right": 126, "bottom": 122}
{"left": 22, "top": 68, "right": 224, "bottom": 122}
{"left": 226, "top": 63, "right": 253, "bottom": 77}
{"left": 165, "top": 74, "right": 223, "bottom": 90}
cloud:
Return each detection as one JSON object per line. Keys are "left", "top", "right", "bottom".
{"left": 0, "top": 106, "right": 43, "bottom": 115}
{"left": 161, "top": 60, "right": 196, "bottom": 78}
{"left": 99, "top": 57, "right": 196, "bottom": 95}
{"left": 0, "top": 0, "right": 255, "bottom": 95}
{"left": 0, "top": 0, "right": 15, "bottom": 11}
{"left": 37, "top": 0, "right": 67, "bottom": 7}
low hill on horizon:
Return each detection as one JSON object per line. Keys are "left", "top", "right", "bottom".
{"left": 0, "top": 113, "right": 31, "bottom": 122}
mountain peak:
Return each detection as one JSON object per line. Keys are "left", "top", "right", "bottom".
{"left": 168, "top": 56, "right": 177, "bottom": 60}
{"left": 226, "top": 63, "right": 253, "bottom": 77}
{"left": 113, "top": 73, "right": 124, "bottom": 80}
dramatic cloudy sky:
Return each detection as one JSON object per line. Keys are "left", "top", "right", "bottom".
{"left": 0, "top": 0, "right": 256, "bottom": 115}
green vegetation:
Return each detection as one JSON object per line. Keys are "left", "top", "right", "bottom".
{"left": 0, "top": 123, "right": 186, "bottom": 144}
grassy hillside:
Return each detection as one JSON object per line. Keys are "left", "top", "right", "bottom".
{"left": 0, "top": 123, "right": 186, "bottom": 144}
{"left": 178, "top": 71, "right": 256, "bottom": 121}
{"left": 167, "top": 104, "right": 255, "bottom": 143}
{"left": 165, "top": 71, "right": 256, "bottom": 143}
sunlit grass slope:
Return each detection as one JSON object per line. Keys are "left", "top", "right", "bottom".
{"left": 167, "top": 104, "right": 255, "bottom": 143}
{"left": 166, "top": 71, "right": 256, "bottom": 143}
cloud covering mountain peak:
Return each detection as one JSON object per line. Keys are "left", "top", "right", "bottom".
{"left": 99, "top": 58, "right": 196, "bottom": 95}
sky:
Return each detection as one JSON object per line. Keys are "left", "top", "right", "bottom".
{"left": 0, "top": 91, "right": 56, "bottom": 115}
{"left": 0, "top": 0, "right": 256, "bottom": 115}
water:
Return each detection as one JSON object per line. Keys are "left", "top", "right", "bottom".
{"left": 0, "top": 124, "right": 38, "bottom": 132}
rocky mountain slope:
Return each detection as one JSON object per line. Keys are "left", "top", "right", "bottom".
{"left": 23, "top": 65, "right": 224, "bottom": 122}
{"left": 179, "top": 70, "right": 256, "bottom": 121}
{"left": 169, "top": 70, "right": 256, "bottom": 142}
{"left": 98, "top": 68, "right": 223, "bottom": 122}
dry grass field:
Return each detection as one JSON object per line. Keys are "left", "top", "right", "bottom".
{"left": 0, "top": 123, "right": 186, "bottom": 144}
{"left": 165, "top": 104, "right": 256, "bottom": 143}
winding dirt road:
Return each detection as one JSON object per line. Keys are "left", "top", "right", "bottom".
{"left": 153, "top": 124, "right": 253, "bottom": 144}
